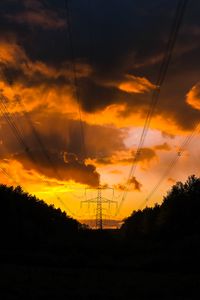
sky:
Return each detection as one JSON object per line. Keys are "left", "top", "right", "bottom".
{"left": 0, "top": 0, "right": 200, "bottom": 222}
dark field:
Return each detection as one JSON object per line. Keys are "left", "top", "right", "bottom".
{"left": 1, "top": 232, "right": 200, "bottom": 300}
{"left": 1, "top": 264, "right": 199, "bottom": 299}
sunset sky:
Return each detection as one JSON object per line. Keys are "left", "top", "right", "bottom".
{"left": 0, "top": 0, "right": 200, "bottom": 222}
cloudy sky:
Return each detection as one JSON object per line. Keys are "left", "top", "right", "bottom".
{"left": 0, "top": 0, "right": 200, "bottom": 220}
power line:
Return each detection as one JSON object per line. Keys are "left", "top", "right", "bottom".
{"left": 64, "top": 0, "right": 87, "bottom": 160}
{"left": 0, "top": 4, "right": 83, "bottom": 219}
{"left": 0, "top": 54, "right": 64, "bottom": 181}
{"left": 0, "top": 92, "right": 77, "bottom": 217}
{"left": 14, "top": 96, "right": 63, "bottom": 181}
{"left": 117, "top": 0, "right": 189, "bottom": 214}
{"left": 0, "top": 155, "right": 76, "bottom": 217}
{"left": 0, "top": 164, "right": 19, "bottom": 186}
{"left": 0, "top": 61, "right": 77, "bottom": 216}
{"left": 140, "top": 122, "right": 200, "bottom": 209}
{"left": 0, "top": 93, "right": 36, "bottom": 163}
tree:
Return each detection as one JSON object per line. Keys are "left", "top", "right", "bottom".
{"left": 121, "top": 175, "right": 200, "bottom": 239}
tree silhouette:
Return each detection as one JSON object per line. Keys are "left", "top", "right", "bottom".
{"left": 122, "top": 175, "right": 200, "bottom": 239}
{"left": 0, "top": 184, "right": 82, "bottom": 248}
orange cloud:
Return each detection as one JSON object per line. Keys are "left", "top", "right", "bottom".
{"left": 9, "top": 149, "right": 100, "bottom": 187}
{"left": 0, "top": 158, "right": 89, "bottom": 218}
{"left": 154, "top": 142, "right": 171, "bottom": 151}
{"left": 109, "top": 169, "right": 122, "bottom": 174}
{"left": 134, "top": 148, "right": 157, "bottom": 163}
{"left": 0, "top": 41, "right": 26, "bottom": 65}
{"left": 0, "top": 40, "right": 195, "bottom": 138}
{"left": 118, "top": 74, "right": 155, "bottom": 93}
{"left": 0, "top": 40, "right": 91, "bottom": 83}
{"left": 90, "top": 147, "right": 158, "bottom": 169}
{"left": 0, "top": 159, "right": 49, "bottom": 189}
{"left": 22, "top": 61, "right": 92, "bottom": 81}
{"left": 0, "top": 40, "right": 92, "bottom": 115}
{"left": 186, "top": 82, "right": 200, "bottom": 110}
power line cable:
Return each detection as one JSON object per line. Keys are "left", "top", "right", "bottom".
{"left": 0, "top": 54, "right": 77, "bottom": 216}
{"left": 0, "top": 92, "right": 77, "bottom": 216}
{"left": 64, "top": 0, "right": 87, "bottom": 160}
{"left": 0, "top": 93, "right": 36, "bottom": 163}
{"left": 14, "top": 96, "right": 63, "bottom": 180}
{"left": 0, "top": 165, "right": 19, "bottom": 185}
{"left": 140, "top": 122, "right": 200, "bottom": 209}
{"left": 117, "top": 0, "right": 188, "bottom": 214}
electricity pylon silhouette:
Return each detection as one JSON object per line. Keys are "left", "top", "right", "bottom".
{"left": 96, "top": 186, "right": 103, "bottom": 229}
{"left": 81, "top": 185, "right": 118, "bottom": 230}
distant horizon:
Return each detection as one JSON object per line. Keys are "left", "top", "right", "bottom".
{"left": 78, "top": 218, "right": 123, "bottom": 229}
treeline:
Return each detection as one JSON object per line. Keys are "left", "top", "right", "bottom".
{"left": 0, "top": 185, "right": 82, "bottom": 248}
{"left": 2, "top": 175, "right": 200, "bottom": 250}
{"left": 121, "top": 175, "right": 200, "bottom": 239}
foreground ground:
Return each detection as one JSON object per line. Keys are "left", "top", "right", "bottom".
{"left": 1, "top": 263, "right": 199, "bottom": 299}
{"left": 1, "top": 231, "right": 200, "bottom": 300}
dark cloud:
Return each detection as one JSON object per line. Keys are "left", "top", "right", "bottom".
{"left": 84, "top": 123, "right": 127, "bottom": 158}
{"left": 0, "top": 0, "right": 200, "bottom": 131}
{"left": 128, "top": 176, "right": 142, "bottom": 191}
{"left": 94, "top": 157, "right": 113, "bottom": 166}
{"left": 6, "top": 9, "right": 65, "bottom": 30}
{"left": 114, "top": 183, "right": 127, "bottom": 191}
{"left": 77, "top": 77, "right": 152, "bottom": 112}
{"left": 12, "top": 149, "right": 100, "bottom": 187}
{"left": 114, "top": 176, "right": 142, "bottom": 192}
{"left": 0, "top": 109, "right": 127, "bottom": 184}
{"left": 161, "top": 131, "right": 175, "bottom": 139}
{"left": 107, "top": 147, "right": 158, "bottom": 169}
{"left": 134, "top": 148, "right": 157, "bottom": 163}
{"left": 154, "top": 142, "right": 171, "bottom": 151}
{"left": 0, "top": 108, "right": 126, "bottom": 155}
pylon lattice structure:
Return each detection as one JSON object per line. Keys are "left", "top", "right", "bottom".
{"left": 81, "top": 186, "right": 118, "bottom": 230}
{"left": 96, "top": 187, "right": 103, "bottom": 229}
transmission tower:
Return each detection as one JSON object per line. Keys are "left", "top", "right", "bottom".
{"left": 96, "top": 186, "right": 103, "bottom": 229}
{"left": 81, "top": 186, "right": 118, "bottom": 230}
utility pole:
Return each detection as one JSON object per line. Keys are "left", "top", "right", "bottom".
{"left": 81, "top": 186, "right": 118, "bottom": 230}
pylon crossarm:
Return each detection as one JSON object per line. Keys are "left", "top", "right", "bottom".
{"left": 101, "top": 213, "right": 111, "bottom": 218}
{"left": 81, "top": 198, "right": 97, "bottom": 203}
{"left": 101, "top": 197, "right": 118, "bottom": 203}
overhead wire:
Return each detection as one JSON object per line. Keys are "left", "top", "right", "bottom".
{"left": 64, "top": 0, "right": 87, "bottom": 161}
{"left": 140, "top": 121, "right": 200, "bottom": 209}
{"left": 0, "top": 78, "right": 76, "bottom": 218}
{"left": 0, "top": 1, "right": 86, "bottom": 219}
{"left": 117, "top": 0, "right": 189, "bottom": 215}
{"left": 14, "top": 96, "right": 63, "bottom": 181}
{"left": 0, "top": 93, "right": 36, "bottom": 163}
{"left": 0, "top": 165, "right": 19, "bottom": 186}
{"left": 0, "top": 93, "right": 74, "bottom": 215}
{"left": 0, "top": 0, "right": 80, "bottom": 215}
